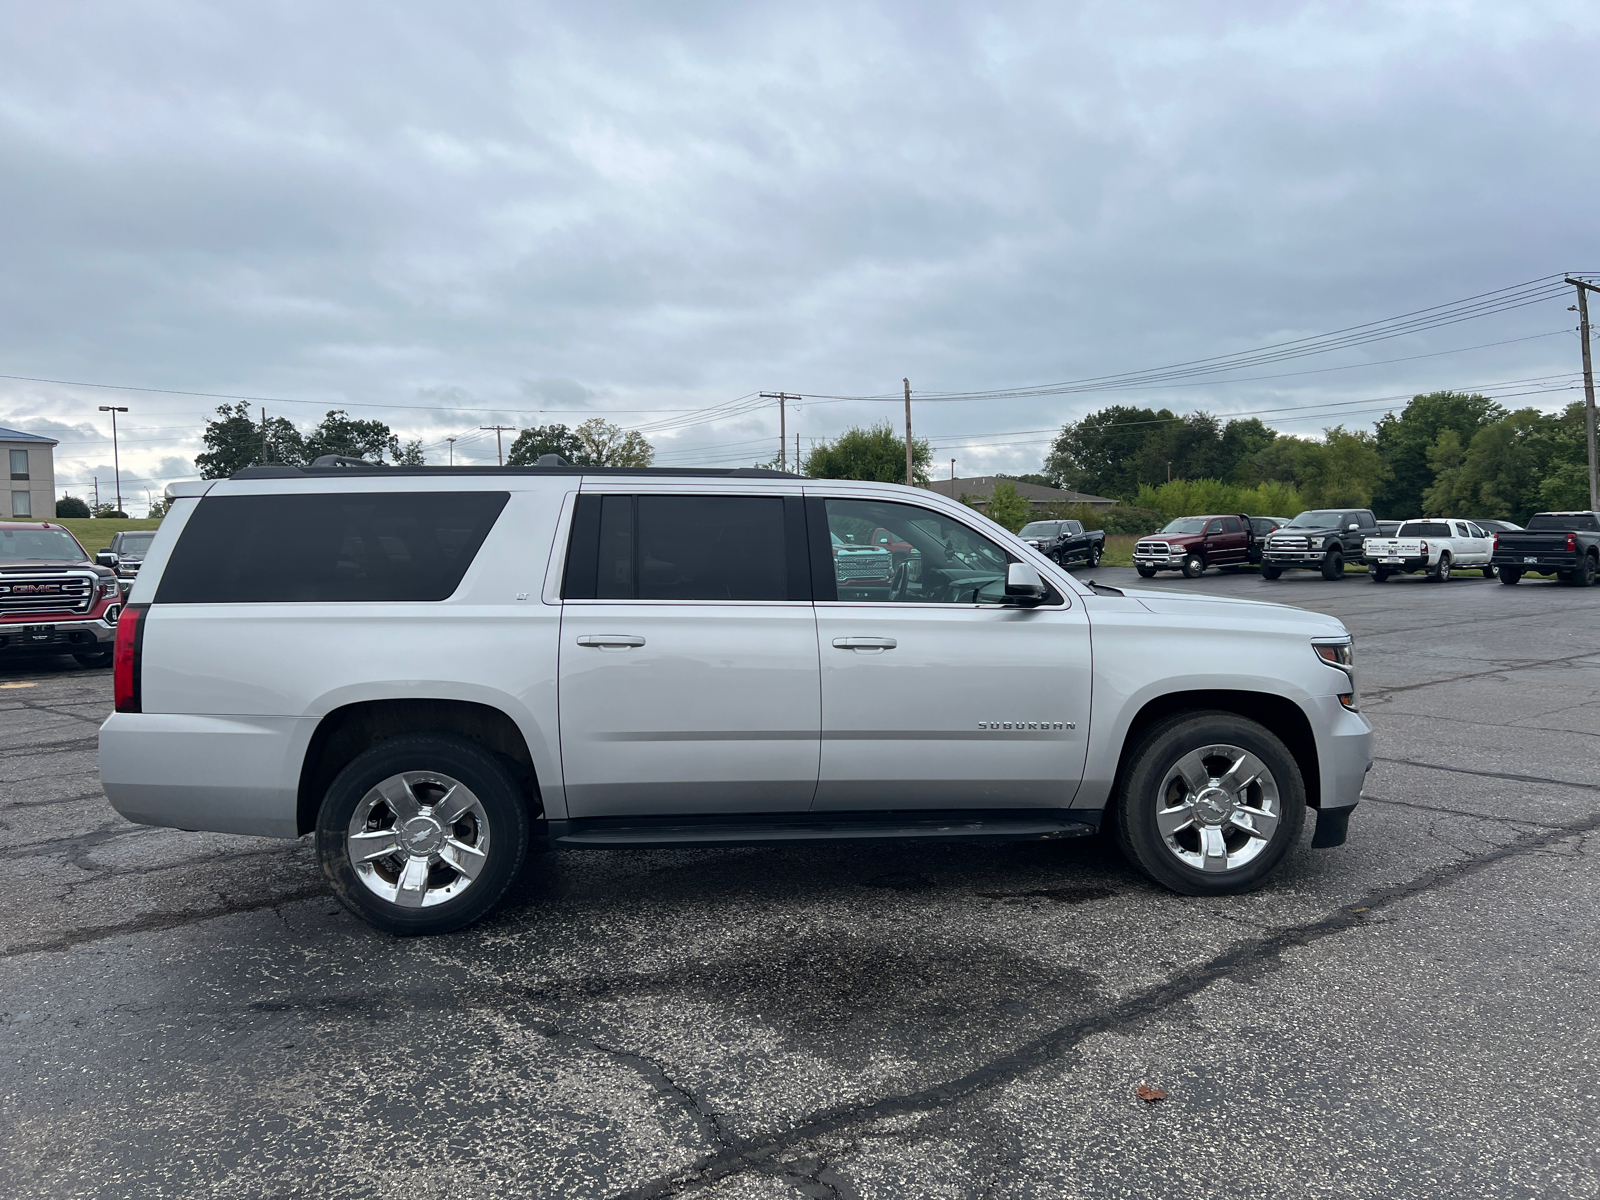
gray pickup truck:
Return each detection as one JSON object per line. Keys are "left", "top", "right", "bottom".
{"left": 1491, "top": 511, "right": 1600, "bottom": 587}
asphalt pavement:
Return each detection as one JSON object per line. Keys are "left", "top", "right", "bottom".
{"left": 4, "top": 565, "right": 1599, "bottom": 1199}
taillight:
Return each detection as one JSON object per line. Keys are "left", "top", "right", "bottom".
{"left": 1419, "top": 541, "right": 1428, "bottom": 553}
{"left": 113, "top": 604, "right": 147, "bottom": 713}
{"left": 1568, "top": 533, "right": 1578, "bottom": 553}
{"left": 1493, "top": 534, "right": 1499, "bottom": 552}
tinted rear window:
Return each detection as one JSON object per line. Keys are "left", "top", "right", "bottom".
{"left": 1528, "top": 513, "right": 1600, "bottom": 532}
{"left": 156, "top": 491, "right": 509, "bottom": 603}
{"left": 1397, "top": 522, "right": 1452, "bottom": 538}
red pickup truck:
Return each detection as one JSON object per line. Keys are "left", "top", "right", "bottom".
{"left": 0, "top": 522, "right": 123, "bottom": 667}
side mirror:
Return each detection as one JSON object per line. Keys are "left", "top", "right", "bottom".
{"left": 1347, "top": 523, "right": 1359, "bottom": 531}
{"left": 96, "top": 551, "right": 118, "bottom": 567}
{"left": 1004, "top": 562, "right": 1046, "bottom": 604}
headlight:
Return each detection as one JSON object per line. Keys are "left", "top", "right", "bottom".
{"left": 1314, "top": 640, "right": 1353, "bottom": 669}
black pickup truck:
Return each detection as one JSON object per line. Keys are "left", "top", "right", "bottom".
{"left": 1492, "top": 511, "right": 1600, "bottom": 587}
{"left": 1017, "top": 518, "right": 1105, "bottom": 569}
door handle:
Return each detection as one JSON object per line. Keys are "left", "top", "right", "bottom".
{"left": 576, "top": 634, "right": 646, "bottom": 649}
{"left": 832, "top": 636, "right": 897, "bottom": 650}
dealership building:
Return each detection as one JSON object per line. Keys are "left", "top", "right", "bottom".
{"left": 0, "top": 427, "right": 58, "bottom": 520}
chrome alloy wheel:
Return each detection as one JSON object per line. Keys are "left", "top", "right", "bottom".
{"left": 1154, "top": 744, "right": 1281, "bottom": 873}
{"left": 346, "top": 771, "right": 491, "bottom": 908}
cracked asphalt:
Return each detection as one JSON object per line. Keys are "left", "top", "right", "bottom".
{"left": 4, "top": 567, "right": 1600, "bottom": 1199}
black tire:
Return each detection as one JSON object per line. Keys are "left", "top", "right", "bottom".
{"left": 1481, "top": 565, "right": 1495, "bottom": 579}
{"left": 1136, "top": 566, "right": 1157, "bottom": 578}
{"left": 1429, "top": 552, "right": 1452, "bottom": 582}
{"left": 73, "top": 650, "right": 113, "bottom": 668}
{"left": 1112, "top": 710, "right": 1307, "bottom": 896}
{"left": 1320, "top": 550, "right": 1344, "bottom": 581}
{"left": 1576, "top": 553, "right": 1598, "bottom": 589}
{"left": 1087, "top": 544, "right": 1102, "bottom": 568}
{"left": 1499, "top": 567, "right": 1522, "bottom": 585}
{"left": 316, "top": 734, "right": 530, "bottom": 935}
{"left": 1369, "top": 569, "right": 1389, "bottom": 583}
{"left": 1181, "top": 554, "right": 1205, "bottom": 579}
{"left": 1260, "top": 564, "right": 1283, "bottom": 580}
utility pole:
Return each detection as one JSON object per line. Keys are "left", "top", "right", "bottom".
{"left": 480, "top": 425, "right": 514, "bottom": 466}
{"left": 98, "top": 405, "right": 128, "bottom": 514}
{"left": 904, "top": 377, "right": 914, "bottom": 487}
{"left": 951, "top": 458, "right": 956, "bottom": 496}
{"left": 447, "top": 437, "right": 457, "bottom": 466}
{"left": 261, "top": 407, "right": 268, "bottom": 464}
{"left": 93, "top": 476, "right": 99, "bottom": 511}
{"left": 795, "top": 431, "right": 800, "bottom": 474}
{"left": 759, "top": 393, "right": 798, "bottom": 471}
{"left": 1566, "top": 277, "right": 1600, "bottom": 510}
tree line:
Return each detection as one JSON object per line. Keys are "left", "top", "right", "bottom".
{"left": 1042, "top": 391, "right": 1593, "bottom": 521}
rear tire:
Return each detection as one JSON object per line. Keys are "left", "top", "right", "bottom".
{"left": 1577, "top": 554, "right": 1598, "bottom": 588}
{"left": 316, "top": 734, "right": 530, "bottom": 936}
{"left": 1481, "top": 566, "right": 1495, "bottom": 579}
{"left": 1087, "top": 544, "right": 1102, "bottom": 568}
{"left": 1369, "top": 569, "right": 1389, "bottom": 583}
{"left": 1260, "top": 564, "right": 1283, "bottom": 580}
{"left": 1320, "top": 551, "right": 1344, "bottom": 581}
{"left": 1499, "top": 567, "right": 1522, "bottom": 585}
{"left": 1113, "top": 710, "right": 1306, "bottom": 896}
{"left": 1429, "top": 552, "right": 1452, "bottom": 582}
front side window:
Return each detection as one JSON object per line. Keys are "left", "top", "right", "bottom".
{"left": 1204, "top": 519, "right": 1224, "bottom": 536}
{"left": 564, "top": 494, "right": 804, "bottom": 602}
{"left": 9, "top": 449, "right": 27, "bottom": 480}
{"left": 11, "top": 490, "right": 30, "bottom": 517}
{"left": 822, "top": 498, "right": 1018, "bottom": 604}
{"left": 1466, "top": 523, "right": 1486, "bottom": 539}
{"left": 157, "top": 491, "right": 509, "bottom": 603}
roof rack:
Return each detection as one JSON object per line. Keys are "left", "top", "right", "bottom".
{"left": 230, "top": 464, "right": 800, "bottom": 481}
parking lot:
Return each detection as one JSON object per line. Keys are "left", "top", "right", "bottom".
{"left": 3, "top": 567, "right": 1598, "bottom": 1199}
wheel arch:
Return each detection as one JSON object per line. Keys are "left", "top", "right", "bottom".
{"left": 297, "top": 698, "right": 543, "bottom": 836}
{"left": 1110, "top": 689, "right": 1322, "bottom": 811}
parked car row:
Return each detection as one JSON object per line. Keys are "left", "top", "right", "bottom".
{"left": 1130, "top": 506, "right": 1600, "bottom": 588}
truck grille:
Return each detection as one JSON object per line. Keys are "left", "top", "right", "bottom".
{"left": 0, "top": 571, "right": 95, "bottom": 614}
{"left": 1269, "top": 536, "right": 1310, "bottom": 551}
{"left": 1135, "top": 541, "right": 1169, "bottom": 555}
{"left": 836, "top": 558, "right": 889, "bottom": 580}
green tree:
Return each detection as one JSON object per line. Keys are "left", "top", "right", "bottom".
{"left": 1296, "top": 426, "right": 1389, "bottom": 509}
{"left": 571, "top": 417, "right": 653, "bottom": 467}
{"left": 1044, "top": 406, "right": 1169, "bottom": 498}
{"left": 803, "top": 422, "right": 931, "bottom": 485}
{"left": 1444, "top": 408, "right": 1566, "bottom": 522}
{"left": 304, "top": 410, "right": 420, "bottom": 464}
{"left": 507, "top": 423, "right": 589, "bottom": 466}
{"left": 1419, "top": 429, "right": 1467, "bottom": 514}
{"left": 55, "top": 495, "right": 91, "bottom": 518}
{"left": 195, "top": 402, "right": 306, "bottom": 477}
{"left": 983, "top": 480, "right": 1031, "bottom": 531}
{"left": 1373, "top": 391, "right": 1505, "bottom": 517}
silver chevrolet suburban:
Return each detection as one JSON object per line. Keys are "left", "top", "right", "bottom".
{"left": 99, "top": 462, "right": 1372, "bottom": 934}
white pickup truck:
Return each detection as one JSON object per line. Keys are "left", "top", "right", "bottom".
{"left": 1363, "top": 519, "right": 1495, "bottom": 583}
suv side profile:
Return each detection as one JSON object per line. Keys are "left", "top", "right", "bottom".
{"left": 100, "top": 465, "right": 1372, "bottom": 935}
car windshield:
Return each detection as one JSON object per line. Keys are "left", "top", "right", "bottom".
{"left": 116, "top": 533, "right": 156, "bottom": 554}
{"left": 1287, "top": 511, "right": 1343, "bottom": 528}
{"left": 1018, "top": 522, "right": 1059, "bottom": 537}
{"left": 1160, "top": 518, "right": 1208, "bottom": 535}
{"left": 0, "top": 528, "right": 87, "bottom": 562}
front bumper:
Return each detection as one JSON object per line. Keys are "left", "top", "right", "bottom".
{"left": 1264, "top": 551, "right": 1328, "bottom": 565}
{"left": 0, "top": 614, "right": 118, "bottom": 655}
{"left": 1133, "top": 554, "right": 1184, "bottom": 567}
{"left": 1308, "top": 693, "right": 1372, "bottom": 812}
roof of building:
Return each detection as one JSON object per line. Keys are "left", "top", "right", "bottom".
{"left": 0, "top": 427, "right": 60, "bottom": 445}
{"left": 924, "top": 476, "right": 1117, "bottom": 506}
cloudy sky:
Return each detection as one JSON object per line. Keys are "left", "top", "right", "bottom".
{"left": 3, "top": 1, "right": 1598, "bottom": 509}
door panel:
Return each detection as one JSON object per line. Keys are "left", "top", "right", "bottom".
{"left": 559, "top": 603, "right": 821, "bottom": 816}
{"left": 814, "top": 604, "right": 1091, "bottom": 809}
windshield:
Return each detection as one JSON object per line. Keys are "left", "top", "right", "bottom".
{"left": 116, "top": 533, "right": 156, "bottom": 554}
{"left": 1018, "top": 522, "right": 1058, "bottom": 537}
{"left": 1287, "top": 511, "right": 1343, "bottom": 528}
{"left": 1160, "top": 518, "right": 1208, "bottom": 535}
{"left": 0, "top": 528, "right": 88, "bottom": 562}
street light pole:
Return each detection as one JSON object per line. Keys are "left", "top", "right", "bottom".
{"left": 98, "top": 406, "right": 128, "bottom": 515}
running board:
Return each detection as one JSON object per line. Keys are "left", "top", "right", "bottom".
{"left": 545, "top": 810, "right": 1100, "bottom": 850}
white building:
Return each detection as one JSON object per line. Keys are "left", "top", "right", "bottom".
{"left": 0, "top": 427, "right": 59, "bottom": 520}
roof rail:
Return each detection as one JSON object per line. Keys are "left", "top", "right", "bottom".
{"left": 228, "top": 464, "right": 803, "bottom": 480}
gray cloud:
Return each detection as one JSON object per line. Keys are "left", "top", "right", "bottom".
{"left": 2, "top": 0, "right": 1598, "bottom": 489}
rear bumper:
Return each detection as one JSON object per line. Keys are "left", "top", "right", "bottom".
{"left": 1369, "top": 555, "right": 1428, "bottom": 571}
{"left": 1493, "top": 553, "right": 1579, "bottom": 572}
{"left": 0, "top": 614, "right": 118, "bottom": 655}
{"left": 98, "top": 712, "right": 314, "bottom": 838}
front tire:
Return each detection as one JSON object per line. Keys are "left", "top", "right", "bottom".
{"left": 1320, "top": 550, "right": 1344, "bottom": 581}
{"left": 316, "top": 734, "right": 530, "bottom": 935}
{"left": 73, "top": 650, "right": 114, "bottom": 668}
{"left": 1113, "top": 710, "right": 1306, "bottom": 896}
{"left": 1260, "top": 564, "right": 1283, "bottom": 580}
{"left": 1181, "top": 554, "right": 1205, "bottom": 579}
{"left": 1136, "top": 565, "right": 1157, "bottom": 578}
